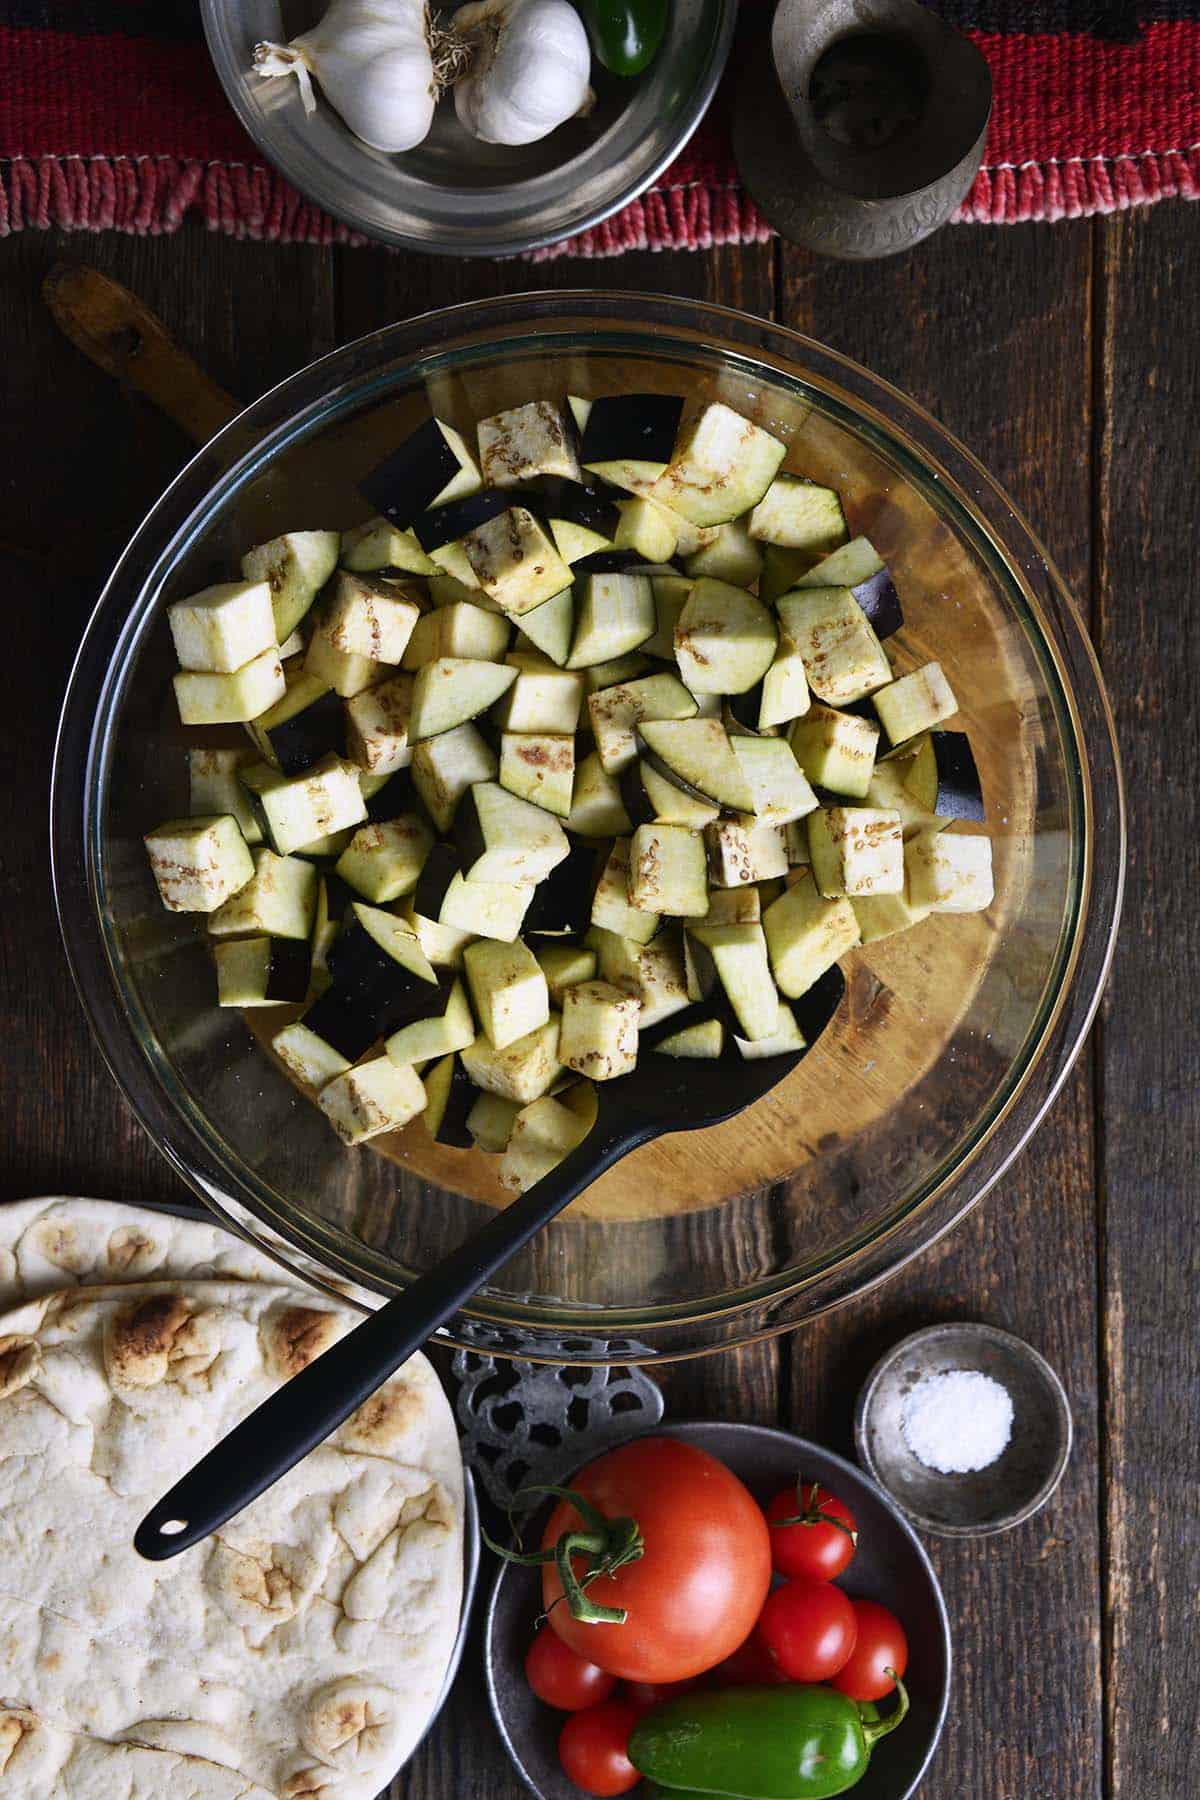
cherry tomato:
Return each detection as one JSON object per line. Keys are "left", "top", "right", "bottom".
{"left": 623, "top": 1677, "right": 698, "bottom": 1712}
{"left": 525, "top": 1625, "right": 617, "bottom": 1711}
{"left": 764, "top": 1482, "right": 858, "bottom": 1582}
{"left": 757, "top": 1578, "right": 859, "bottom": 1683}
{"left": 557, "top": 1698, "right": 642, "bottom": 1796}
{"left": 829, "top": 1599, "right": 909, "bottom": 1702}
{"left": 541, "top": 1438, "right": 772, "bottom": 1682}
{"left": 706, "top": 1624, "right": 791, "bottom": 1687}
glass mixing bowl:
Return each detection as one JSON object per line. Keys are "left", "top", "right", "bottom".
{"left": 51, "top": 294, "right": 1123, "bottom": 1362}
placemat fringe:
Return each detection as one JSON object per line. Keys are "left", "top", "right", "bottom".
{"left": 2, "top": 145, "right": 1194, "bottom": 245}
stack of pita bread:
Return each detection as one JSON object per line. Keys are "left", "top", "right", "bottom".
{"left": 0, "top": 1197, "right": 466, "bottom": 1798}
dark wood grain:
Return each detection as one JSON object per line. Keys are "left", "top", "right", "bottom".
{"left": 0, "top": 201, "right": 1194, "bottom": 1800}
{"left": 1094, "top": 204, "right": 1200, "bottom": 1800}
{"left": 779, "top": 221, "right": 1105, "bottom": 1800}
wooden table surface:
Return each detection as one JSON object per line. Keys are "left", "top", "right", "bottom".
{"left": 1, "top": 203, "right": 1195, "bottom": 1799}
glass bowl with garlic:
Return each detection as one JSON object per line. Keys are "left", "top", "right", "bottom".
{"left": 201, "top": 0, "right": 735, "bottom": 253}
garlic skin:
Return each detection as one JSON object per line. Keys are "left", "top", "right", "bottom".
{"left": 453, "top": 0, "right": 592, "bottom": 147}
{"left": 253, "top": 0, "right": 437, "bottom": 154}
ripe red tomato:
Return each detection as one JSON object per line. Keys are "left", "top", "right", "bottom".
{"left": 758, "top": 1578, "right": 859, "bottom": 1683}
{"left": 829, "top": 1599, "right": 909, "bottom": 1702}
{"left": 623, "top": 1677, "right": 698, "bottom": 1712}
{"left": 557, "top": 1699, "right": 642, "bottom": 1796}
{"left": 525, "top": 1625, "right": 617, "bottom": 1711}
{"left": 706, "top": 1624, "right": 791, "bottom": 1687}
{"left": 541, "top": 1438, "right": 772, "bottom": 1683}
{"left": 764, "top": 1482, "right": 858, "bottom": 1582}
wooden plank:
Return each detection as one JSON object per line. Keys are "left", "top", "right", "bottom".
{"left": 779, "top": 222, "right": 1103, "bottom": 1800}
{"left": 0, "top": 231, "right": 335, "bottom": 1208}
{"left": 1095, "top": 202, "right": 1200, "bottom": 1800}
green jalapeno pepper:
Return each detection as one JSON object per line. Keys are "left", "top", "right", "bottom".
{"left": 576, "top": 0, "right": 668, "bottom": 76}
{"left": 629, "top": 1678, "right": 909, "bottom": 1800}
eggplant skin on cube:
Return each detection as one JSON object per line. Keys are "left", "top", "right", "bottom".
{"left": 579, "top": 394, "right": 685, "bottom": 472}
{"left": 898, "top": 730, "right": 984, "bottom": 823}
{"left": 422, "top": 1053, "right": 477, "bottom": 1147}
{"left": 359, "top": 416, "right": 483, "bottom": 530}
{"left": 523, "top": 843, "right": 599, "bottom": 938}
{"left": 252, "top": 683, "right": 345, "bottom": 777}
{"left": 796, "top": 537, "right": 903, "bottom": 640}
{"left": 454, "top": 781, "right": 570, "bottom": 885}
{"left": 214, "top": 936, "right": 311, "bottom": 1007}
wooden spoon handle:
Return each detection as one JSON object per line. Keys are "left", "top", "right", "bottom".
{"left": 43, "top": 264, "right": 240, "bottom": 446}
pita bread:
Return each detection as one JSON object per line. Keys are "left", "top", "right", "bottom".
{"left": 0, "top": 1196, "right": 369, "bottom": 1306}
{"left": 0, "top": 1278, "right": 464, "bottom": 1799}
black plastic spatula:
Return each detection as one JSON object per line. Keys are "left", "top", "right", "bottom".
{"left": 134, "top": 1040, "right": 807, "bottom": 1560}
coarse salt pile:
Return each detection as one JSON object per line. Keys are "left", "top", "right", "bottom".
{"left": 901, "top": 1368, "right": 1014, "bottom": 1474}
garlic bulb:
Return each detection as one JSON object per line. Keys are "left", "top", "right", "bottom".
{"left": 253, "top": 0, "right": 438, "bottom": 154}
{"left": 453, "top": 0, "right": 592, "bottom": 147}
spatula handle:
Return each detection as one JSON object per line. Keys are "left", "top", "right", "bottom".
{"left": 134, "top": 1114, "right": 644, "bottom": 1561}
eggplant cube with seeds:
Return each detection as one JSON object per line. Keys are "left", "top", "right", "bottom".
{"left": 763, "top": 871, "right": 860, "bottom": 998}
{"left": 456, "top": 781, "right": 570, "bottom": 885}
{"left": 321, "top": 570, "right": 422, "bottom": 665}
{"left": 253, "top": 754, "right": 366, "bottom": 856}
{"left": 560, "top": 980, "right": 640, "bottom": 1080}
{"left": 465, "top": 938, "right": 550, "bottom": 1050}
{"left": 906, "top": 829, "right": 994, "bottom": 913}
{"left": 144, "top": 814, "right": 254, "bottom": 914}
{"left": 411, "top": 721, "right": 498, "bottom": 832}
{"left": 628, "top": 823, "right": 709, "bottom": 918}
{"left": 303, "top": 612, "right": 387, "bottom": 700}
{"left": 704, "top": 818, "right": 789, "bottom": 888}
{"left": 240, "top": 529, "right": 340, "bottom": 642}
{"left": 652, "top": 402, "right": 786, "bottom": 527}
{"left": 461, "top": 507, "right": 572, "bottom": 616}
{"left": 409, "top": 657, "right": 517, "bottom": 742}
{"left": 345, "top": 671, "right": 415, "bottom": 776}
{"left": 589, "top": 925, "right": 689, "bottom": 1030}
{"left": 478, "top": 400, "right": 581, "bottom": 488}
{"left": 173, "top": 647, "right": 285, "bottom": 726}
{"left": 789, "top": 703, "right": 880, "bottom": 799}
{"left": 588, "top": 671, "right": 698, "bottom": 774}
{"left": 468, "top": 1091, "right": 523, "bottom": 1152}
{"left": 167, "top": 579, "right": 276, "bottom": 674}
{"left": 208, "top": 849, "right": 317, "bottom": 940}
{"left": 591, "top": 839, "right": 659, "bottom": 945}
{"left": 567, "top": 572, "right": 656, "bottom": 669}
{"left": 461, "top": 1015, "right": 563, "bottom": 1104}
{"left": 674, "top": 578, "right": 777, "bottom": 696}
{"left": 500, "top": 732, "right": 575, "bottom": 818}
{"left": 318, "top": 1056, "right": 427, "bottom": 1146}
{"left": 873, "top": 662, "right": 958, "bottom": 746}
{"left": 808, "top": 807, "right": 904, "bottom": 899}
{"left": 777, "top": 587, "right": 892, "bottom": 706}
{"left": 335, "top": 813, "right": 433, "bottom": 903}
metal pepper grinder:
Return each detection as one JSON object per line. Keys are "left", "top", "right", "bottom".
{"left": 734, "top": 0, "right": 992, "bottom": 260}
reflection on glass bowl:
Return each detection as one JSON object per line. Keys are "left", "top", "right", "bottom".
{"left": 51, "top": 294, "right": 1123, "bottom": 1362}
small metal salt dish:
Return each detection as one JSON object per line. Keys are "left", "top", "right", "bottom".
{"left": 855, "top": 1323, "right": 1073, "bottom": 1538}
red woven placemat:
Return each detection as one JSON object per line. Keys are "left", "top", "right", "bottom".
{"left": 1, "top": 0, "right": 1195, "bottom": 252}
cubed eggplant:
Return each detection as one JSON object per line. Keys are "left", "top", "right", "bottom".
{"left": 523, "top": 843, "right": 599, "bottom": 937}
{"left": 579, "top": 394, "right": 685, "bottom": 469}
{"left": 252, "top": 684, "right": 345, "bottom": 776}
{"left": 411, "top": 488, "right": 515, "bottom": 554}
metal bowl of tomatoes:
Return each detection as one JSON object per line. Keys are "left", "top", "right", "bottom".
{"left": 484, "top": 1421, "right": 951, "bottom": 1799}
